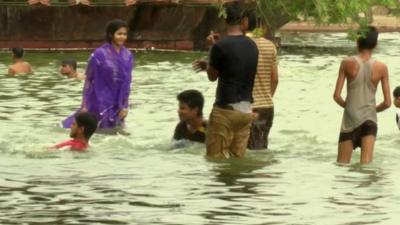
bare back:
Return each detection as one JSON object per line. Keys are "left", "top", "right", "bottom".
{"left": 8, "top": 61, "right": 33, "bottom": 75}
{"left": 343, "top": 57, "right": 387, "bottom": 88}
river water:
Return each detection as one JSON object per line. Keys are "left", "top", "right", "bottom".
{"left": 0, "top": 33, "right": 400, "bottom": 224}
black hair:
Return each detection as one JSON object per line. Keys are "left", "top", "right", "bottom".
{"left": 177, "top": 90, "right": 204, "bottom": 117}
{"left": 105, "top": 19, "right": 129, "bottom": 43}
{"left": 12, "top": 47, "right": 24, "bottom": 59}
{"left": 393, "top": 86, "right": 400, "bottom": 98}
{"left": 75, "top": 112, "right": 98, "bottom": 139}
{"left": 62, "top": 59, "right": 77, "bottom": 70}
{"left": 225, "top": 2, "right": 249, "bottom": 25}
{"left": 357, "top": 26, "right": 379, "bottom": 50}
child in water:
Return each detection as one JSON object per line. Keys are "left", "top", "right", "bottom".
{"left": 52, "top": 112, "right": 98, "bottom": 151}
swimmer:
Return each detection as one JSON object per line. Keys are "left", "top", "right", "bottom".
{"left": 52, "top": 112, "right": 98, "bottom": 151}
{"left": 173, "top": 90, "right": 207, "bottom": 143}
{"left": 60, "top": 59, "right": 85, "bottom": 80}
{"left": 8, "top": 47, "right": 33, "bottom": 76}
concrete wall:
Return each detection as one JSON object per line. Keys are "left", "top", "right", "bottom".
{"left": 0, "top": 5, "right": 224, "bottom": 50}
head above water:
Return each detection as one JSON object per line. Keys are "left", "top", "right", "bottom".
{"left": 11, "top": 47, "right": 24, "bottom": 59}
{"left": 105, "top": 19, "right": 129, "bottom": 46}
{"left": 177, "top": 90, "right": 204, "bottom": 121}
{"left": 357, "top": 26, "right": 379, "bottom": 51}
{"left": 393, "top": 86, "right": 400, "bottom": 108}
{"left": 70, "top": 112, "right": 98, "bottom": 140}
{"left": 61, "top": 59, "right": 77, "bottom": 71}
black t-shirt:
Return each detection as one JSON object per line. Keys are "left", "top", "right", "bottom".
{"left": 173, "top": 121, "right": 207, "bottom": 143}
{"left": 209, "top": 35, "right": 259, "bottom": 106}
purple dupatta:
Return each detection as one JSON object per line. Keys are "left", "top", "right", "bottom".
{"left": 62, "top": 43, "right": 134, "bottom": 129}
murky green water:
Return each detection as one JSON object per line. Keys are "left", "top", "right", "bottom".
{"left": 1, "top": 33, "right": 400, "bottom": 225}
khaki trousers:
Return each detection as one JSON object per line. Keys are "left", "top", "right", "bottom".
{"left": 206, "top": 107, "right": 253, "bottom": 158}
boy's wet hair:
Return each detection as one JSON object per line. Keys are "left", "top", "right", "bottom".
{"left": 393, "top": 86, "right": 400, "bottom": 98}
{"left": 357, "top": 26, "right": 379, "bottom": 50}
{"left": 62, "top": 59, "right": 77, "bottom": 70}
{"left": 11, "top": 47, "right": 24, "bottom": 59}
{"left": 105, "top": 19, "right": 128, "bottom": 43}
{"left": 177, "top": 90, "right": 204, "bottom": 117}
{"left": 75, "top": 112, "right": 98, "bottom": 139}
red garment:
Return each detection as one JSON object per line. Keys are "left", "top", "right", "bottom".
{"left": 54, "top": 139, "right": 88, "bottom": 151}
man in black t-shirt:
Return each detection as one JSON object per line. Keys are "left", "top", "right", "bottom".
{"left": 173, "top": 90, "right": 207, "bottom": 143}
{"left": 194, "top": 3, "right": 258, "bottom": 158}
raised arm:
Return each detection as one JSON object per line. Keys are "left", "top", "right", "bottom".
{"left": 376, "top": 64, "right": 391, "bottom": 112}
{"left": 333, "top": 60, "right": 347, "bottom": 108}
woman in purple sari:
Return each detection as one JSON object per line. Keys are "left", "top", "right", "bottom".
{"left": 62, "top": 19, "right": 134, "bottom": 131}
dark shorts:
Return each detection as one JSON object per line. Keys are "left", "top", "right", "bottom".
{"left": 248, "top": 107, "right": 274, "bottom": 150}
{"left": 339, "top": 120, "right": 377, "bottom": 149}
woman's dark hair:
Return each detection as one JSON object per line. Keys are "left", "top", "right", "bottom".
{"left": 105, "top": 19, "right": 129, "bottom": 43}
{"left": 177, "top": 90, "right": 204, "bottom": 117}
{"left": 76, "top": 112, "right": 98, "bottom": 139}
{"left": 357, "top": 26, "right": 379, "bottom": 50}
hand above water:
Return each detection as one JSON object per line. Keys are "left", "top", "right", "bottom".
{"left": 207, "top": 31, "right": 220, "bottom": 45}
{"left": 192, "top": 60, "right": 208, "bottom": 73}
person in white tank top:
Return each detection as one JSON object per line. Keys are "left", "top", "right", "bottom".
{"left": 333, "top": 26, "right": 391, "bottom": 164}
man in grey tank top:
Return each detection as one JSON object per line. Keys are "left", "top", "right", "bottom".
{"left": 333, "top": 26, "right": 391, "bottom": 164}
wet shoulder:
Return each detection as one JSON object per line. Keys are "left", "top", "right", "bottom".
{"left": 371, "top": 60, "right": 388, "bottom": 78}
{"left": 173, "top": 121, "right": 187, "bottom": 140}
{"left": 340, "top": 57, "right": 359, "bottom": 78}
{"left": 372, "top": 60, "right": 387, "bottom": 71}
{"left": 341, "top": 56, "right": 358, "bottom": 68}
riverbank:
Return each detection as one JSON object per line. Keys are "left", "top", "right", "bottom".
{"left": 281, "top": 15, "right": 400, "bottom": 33}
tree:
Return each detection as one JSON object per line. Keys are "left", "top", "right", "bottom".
{"left": 253, "top": 0, "right": 400, "bottom": 37}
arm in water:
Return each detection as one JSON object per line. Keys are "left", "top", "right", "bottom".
{"left": 376, "top": 62, "right": 391, "bottom": 112}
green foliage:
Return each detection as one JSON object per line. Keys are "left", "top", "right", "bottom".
{"left": 217, "top": 0, "right": 400, "bottom": 37}
{"left": 254, "top": 0, "right": 400, "bottom": 36}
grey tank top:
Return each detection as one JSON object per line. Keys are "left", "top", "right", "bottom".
{"left": 341, "top": 56, "right": 377, "bottom": 132}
